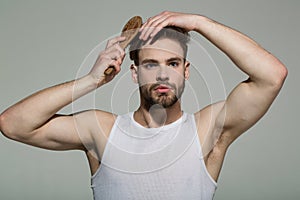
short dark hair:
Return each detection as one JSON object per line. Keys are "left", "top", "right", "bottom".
{"left": 129, "top": 26, "right": 190, "bottom": 66}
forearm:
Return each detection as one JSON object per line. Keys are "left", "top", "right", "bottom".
{"left": 1, "top": 35, "right": 125, "bottom": 138}
{"left": 193, "top": 15, "right": 287, "bottom": 85}
{"left": 0, "top": 74, "right": 98, "bottom": 136}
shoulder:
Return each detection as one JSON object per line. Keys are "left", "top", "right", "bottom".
{"left": 92, "top": 110, "right": 117, "bottom": 137}
{"left": 74, "top": 109, "right": 116, "bottom": 124}
{"left": 74, "top": 109, "right": 117, "bottom": 137}
{"left": 94, "top": 110, "right": 117, "bottom": 123}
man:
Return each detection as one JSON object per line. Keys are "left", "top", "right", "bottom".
{"left": 0, "top": 11, "right": 287, "bottom": 199}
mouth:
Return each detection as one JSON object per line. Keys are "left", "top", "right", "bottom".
{"left": 154, "top": 84, "right": 171, "bottom": 93}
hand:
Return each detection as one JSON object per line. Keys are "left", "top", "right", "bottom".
{"left": 89, "top": 36, "right": 126, "bottom": 85}
{"left": 139, "top": 11, "right": 198, "bottom": 41}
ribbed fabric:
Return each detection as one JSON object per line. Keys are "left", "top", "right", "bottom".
{"left": 91, "top": 112, "right": 217, "bottom": 200}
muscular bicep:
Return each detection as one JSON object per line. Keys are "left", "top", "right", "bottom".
{"left": 216, "top": 78, "right": 281, "bottom": 142}
{"left": 15, "top": 112, "right": 95, "bottom": 151}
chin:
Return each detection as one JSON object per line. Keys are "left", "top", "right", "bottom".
{"left": 152, "top": 94, "right": 178, "bottom": 108}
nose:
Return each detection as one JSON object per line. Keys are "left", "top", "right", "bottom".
{"left": 156, "top": 65, "right": 169, "bottom": 82}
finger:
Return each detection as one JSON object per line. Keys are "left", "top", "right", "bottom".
{"left": 100, "top": 49, "right": 123, "bottom": 70}
{"left": 140, "top": 11, "right": 172, "bottom": 29}
{"left": 140, "top": 11, "right": 168, "bottom": 30}
{"left": 108, "top": 51, "right": 124, "bottom": 65}
{"left": 106, "top": 36, "right": 126, "bottom": 49}
{"left": 115, "top": 44, "right": 126, "bottom": 58}
{"left": 108, "top": 60, "right": 121, "bottom": 74}
{"left": 139, "top": 26, "right": 155, "bottom": 41}
{"left": 140, "top": 21, "right": 165, "bottom": 41}
{"left": 105, "top": 43, "right": 125, "bottom": 59}
{"left": 103, "top": 45, "right": 125, "bottom": 75}
{"left": 148, "top": 20, "right": 170, "bottom": 38}
{"left": 140, "top": 14, "right": 171, "bottom": 40}
{"left": 139, "top": 16, "right": 161, "bottom": 39}
{"left": 143, "top": 18, "right": 169, "bottom": 40}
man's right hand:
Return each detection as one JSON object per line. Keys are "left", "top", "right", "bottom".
{"left": 89, "top": 36, "right": 126, "bottom": 86}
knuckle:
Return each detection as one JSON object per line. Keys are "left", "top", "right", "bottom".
{"left": 114, "top": 43, "right": 119, "bottom": 49}
{"left": 101, "top": 51, "right": 108, "bottom": 57}
{"left": 98, "top": 52, "right": 106, "bottom": 59}
{"left": 102, "top": 53, "right": 111, "bottom": 60}
{"left": 121, "top": 51, "right": 125, "bottom": 57}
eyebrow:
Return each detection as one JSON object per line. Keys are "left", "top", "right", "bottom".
{"left": 140, "top": 57, "right": 183, "bottom": 65}
{"left": 141, "top": 59, "right": 159, "bottom": 65}
{"left": 166, "top": 57, "right": 183, "bottom": 63}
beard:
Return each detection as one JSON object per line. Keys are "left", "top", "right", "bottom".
{"left": 139, "top": 81, "right": 185, "bottom": 108}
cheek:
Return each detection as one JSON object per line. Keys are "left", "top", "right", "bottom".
{"left": 138, "top": 71, "right": 157, "bottom": 85}
{"left": 172, "top": 71, "right": 186, "bottom": 90}
{"left": 170, "top": 69, "right": 185, "bottom": 80}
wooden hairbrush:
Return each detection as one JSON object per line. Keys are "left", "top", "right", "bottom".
{"left": 104, "top": 16, "right": 143, "bottom": 75}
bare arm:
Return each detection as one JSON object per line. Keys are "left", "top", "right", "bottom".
{"left": 192, "top": 15, "right": 287, "bottom": 143}
{"left": 140, "top": 11, "right": 287, "bottom": 144}
{"left": 0, "top": 36, "right": 126, "bottom": 151}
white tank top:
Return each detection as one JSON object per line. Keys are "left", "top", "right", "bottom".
{"left": 91, "top": 112, "right": 217, "bottom": 200}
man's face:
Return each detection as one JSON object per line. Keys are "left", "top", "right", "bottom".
{"left": 131, "top": 38, "right": 190, "bottom": 108}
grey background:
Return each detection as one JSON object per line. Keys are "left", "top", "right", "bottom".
{"left": 0, "top": 0, "right": 298, "bottom": 199}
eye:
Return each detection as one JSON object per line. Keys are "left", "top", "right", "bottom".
{"left": 169, "top": 62, "right": 179, "bottom": 68}
{"left": 143, "top": 63, "right": 158, "bottom": 69}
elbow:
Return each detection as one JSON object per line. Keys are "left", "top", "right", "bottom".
{"left": 0, "top": 111, "right": 20, "bottom": 140}
{"left": 275, "top": 64, "right": 288, "bottom": 88}
{"left": 0, "top": 112, "right": 10, "bottom": 138}
{"left": 268, "top": 63, "right": 288, "bottom": 91}
{"left": 0, "top": 112, "right": 13, "bottom": 139}
{"left": 0, "top": 111, "right": 36, "bottom": 142}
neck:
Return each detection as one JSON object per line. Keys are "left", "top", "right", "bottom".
{"left": 134, "top": 101, "right": 182, "bottom": 128}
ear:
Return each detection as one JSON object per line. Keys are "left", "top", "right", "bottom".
{"left": 184, "top": 61, "right": 190, "bottom": 80}
{"left": 130, "top": 64, "right": 138, "bottom": 83}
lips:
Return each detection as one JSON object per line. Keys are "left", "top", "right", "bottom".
{"left": 155, "top": 84, "right": 171, "bottom": 93}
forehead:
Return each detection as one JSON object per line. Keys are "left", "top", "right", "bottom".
{"left": 138, "top": 38, "right": 184, "bottom": 61}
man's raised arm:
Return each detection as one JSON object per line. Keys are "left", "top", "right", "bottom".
{"left": 191, "top": 14, "right": 288, "bottom": 142}
{"left": 0, "top": 36, "right": 126, "bottom": 151}
{"left": 139, "top": 11, "right": 287, "bottom": 143}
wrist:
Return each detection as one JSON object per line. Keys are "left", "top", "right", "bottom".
{"left": 75, "top": 74, "right": 100, "bottom": 94}
{"left": 192, "top": 15, "right": 211, "bottom": 33}
{"left": 86, "top": 73, "right": 106, "bottom": 88}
